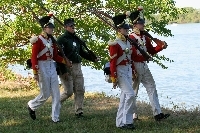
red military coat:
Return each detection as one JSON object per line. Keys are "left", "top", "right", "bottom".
{"left": 108, "top": 38, "right": 135, "bottom": 82}
{"left": 30, "top": 35, "right": 65, "bottom": 74}
{"left": 129, "top": 32, "right": 163, "bottom": 62}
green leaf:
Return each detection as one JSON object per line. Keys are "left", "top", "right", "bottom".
{"left": 0, "top": 0, "right": 181, "bottom": 70}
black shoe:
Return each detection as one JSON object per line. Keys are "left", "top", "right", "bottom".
{"left": 75, "top": 112, "right": 83, "bottom": 118}
{"left": 119, "top": 124, "right": 135, "bottom": 130}
{"left": 154, "top": 113, "right": 170, "bottom": 121}
{"left": 160, "top": 113, "right": 170, "bottom": 119}
{"left": 27, "top": 105, "right": 36, "bottom": 120}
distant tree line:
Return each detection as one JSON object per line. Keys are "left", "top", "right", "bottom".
{"left": 153, "top": 7, "right": 200, "bottom": 24}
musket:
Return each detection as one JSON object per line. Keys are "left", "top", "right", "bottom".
{"left": 89, "top": 8, "right": 151, "bottom": 60}
{"left": 129, "top": 23, "right": 168, "bottom": 48}
{"left": 142, "top": 30, "right": 168, "bottom": 49}
{"left": 49, "top": 35, "right": 72, "bottom": 68}
{"left": 40, "top": 5, "right": 98, "bottom": 62}
{"left": 27, "top": 5, "right": 72, "bottom": 68}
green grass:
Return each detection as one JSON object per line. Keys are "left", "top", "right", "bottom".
{"left": 0, "top": 87, "right": 200, "bottom": 133}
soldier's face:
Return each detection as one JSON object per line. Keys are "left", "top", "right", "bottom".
{"left": 119, "top": 28, "right": 129, "bottom": 36}
{"left": 135, "top": 23, "right": 145, "bottom": 31}
{"left": 44, "top": 27, "right": 54, "bottom": 35}
{"left": 66, "top": 24, "right": 75, "bottom": 34}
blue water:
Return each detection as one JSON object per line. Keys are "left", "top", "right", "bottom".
{"left": 9, "top": 23, "right": 200, "bottom": 110}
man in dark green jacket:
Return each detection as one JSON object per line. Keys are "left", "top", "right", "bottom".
{"left": 57, "top": 18, "right": 98, "bottom": 117}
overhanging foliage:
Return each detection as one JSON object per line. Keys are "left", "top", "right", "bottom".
{"left": 0, "top": 0, "right": 184, "bottom": 70}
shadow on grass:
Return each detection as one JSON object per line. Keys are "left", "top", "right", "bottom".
{"left": 0, "top": 89, "right": 200, "bottom": 133}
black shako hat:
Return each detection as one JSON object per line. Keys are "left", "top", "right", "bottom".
{"left": 129, "top": 6, "right": 145, "bottom": 24}
{"left": 39, "top": 16, "right": 55, "bottom": 28}
{"left": 112, "top": 14, "right": 130, "bottom": 29}
{"left": 64, "top": 18, "right": 75, "bottom": 26}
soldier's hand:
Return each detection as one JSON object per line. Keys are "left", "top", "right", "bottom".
{"left": 34, "top": 74, "right": 39, "bottom": 82}
{"left": 162, "top": 41, "right": 168, "bottom": 49}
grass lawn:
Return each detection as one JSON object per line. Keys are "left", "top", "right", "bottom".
{"left": 0, "top": 85, "right": 200, "bottom": 133}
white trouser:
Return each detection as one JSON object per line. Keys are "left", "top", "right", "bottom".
{"left": 133, "top": 62, "right": 161, "bottom": 116}
{"left": 116, "top": 65, "right": 136, "bottom": 127}
{"left": 28, "top": 60, "right": 61, "bottom": 122}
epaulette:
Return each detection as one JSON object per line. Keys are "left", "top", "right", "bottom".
{"left": 29, "top": 36, "right": 38, "bottom": 44}
{"left": 108, "top": 40, "right": 117, "bottom": 46}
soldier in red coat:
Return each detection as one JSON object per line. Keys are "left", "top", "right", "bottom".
{"left": 128, "top": 6, "right": 170, "bottom": 121}
{"left": 27, "top": 15, "right": 68, "bottom": 123}
{"left": 109, "top": 14, "right": 136, "bottom": 130}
